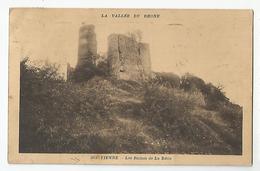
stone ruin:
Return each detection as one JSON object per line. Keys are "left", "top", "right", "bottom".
{"left": 108, "top": 34, "right": 151, "bottom": 81}
{"left": 77, "top": 24, "right": 97, "bottom": 67}
{"left": 67, "top": 24, "right": 151, "bottom": 82}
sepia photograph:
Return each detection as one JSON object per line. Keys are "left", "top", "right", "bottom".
{"left": 8, "top": 8, "right": 253, "bottom": 165}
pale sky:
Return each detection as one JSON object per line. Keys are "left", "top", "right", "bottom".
{"left": 10, "top": 9, "right": 252, "bottom": 105}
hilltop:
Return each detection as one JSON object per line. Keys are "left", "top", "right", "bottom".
{"left": 19, "top": 58, "right": 242, "bottom": 154}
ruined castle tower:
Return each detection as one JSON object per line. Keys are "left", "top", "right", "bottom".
{"left": 76, "top": 24, "right": 97, "bottom": 68}
{"left": 68, "top": 25, "right": 152, "bottom": 82}
{"left": 107, "top": 34, "right": 151, "bottom": 81}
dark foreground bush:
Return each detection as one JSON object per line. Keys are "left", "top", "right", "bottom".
{"left": 20, "top": 58, "right": 112, "bottom": 152}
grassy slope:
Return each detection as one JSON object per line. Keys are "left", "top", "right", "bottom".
{"left": 19, "top": 61, "right": 242, "bottom": 154}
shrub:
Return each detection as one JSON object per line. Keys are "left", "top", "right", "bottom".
{"left": 96, "top": 57, "right": 110, "bottom": 77}
{"left": 180, "top": 73, "right": 228, "bottom": 110}
{"left": 180, "top": 73, "right": 206, "bottom": 92}
{"left": 72, "top": 62, "right": 98, "bottom": 82}
{"left": 142, "top": 85, "right": 196, "bottom": 130}
{"left": 70, "top": 56, "right": 110, "bottom": 82}
{"left": 151, "top": 72, "right": 180, "bottom": 88}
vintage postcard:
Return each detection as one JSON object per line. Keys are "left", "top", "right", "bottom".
{"left": 8, "top": 8, "right": 253, "bottom": 165}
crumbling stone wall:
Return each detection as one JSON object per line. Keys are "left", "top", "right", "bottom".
{"left": 138, "top": 42, "right": 151, "bottom": 77}
{"left": 107, "top": 34, "right": 151, "bottom": 81}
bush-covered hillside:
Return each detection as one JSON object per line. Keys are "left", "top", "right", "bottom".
{"left": 19, "top": 58, "right": 242, "bottom": 154}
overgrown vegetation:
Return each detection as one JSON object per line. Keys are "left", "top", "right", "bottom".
{"left": 70, "top": 55, "right": 110, "bottom": 82}
{"left": 19, "top": 58, "right": 242, "bottom": 154}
